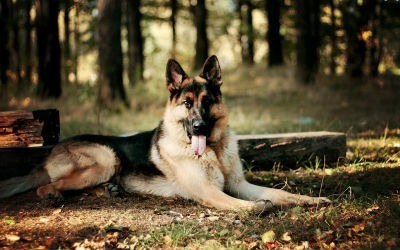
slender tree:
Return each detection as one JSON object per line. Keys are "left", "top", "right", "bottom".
{"left": 328, "top": 0, "right": 337, "bottom": 75}
{"left": 12, "top": 0, "right": 21, "bottom": 84}
{"left": 368, "top": 0, "right": 381, "bottom": 76}
{"left": 342, "top": 0, "right": 366, "bottom": 77}
{"left": 126, "top": 0, "right": 144, "bottom": 85}
{"left": 23, "top": 0, "right": 32, "bottom": 84}
{"left": 0, "top": 0, "right": 11, "bottom": 93}
{"left": 191, "top": 0, "right": 208, "bottom": 69}
{"left": 238, "top": 0, "right": 254, "bottom": 64}
{"left": 266, "top": 0, "right": 283, "bottom": 66}
{"left": 73, "top": 2, "right": 79, "bottom": 84}
{"left": 170, "top": 0, "right": 177, "bottom": 57}
{"left": 295, "top": 0, "right": 320, "bottom": 84}
{"left": 97, "top": 0, "right": 128, "bottom": 107}
{"left": 36, "top": 0, "right": 61, "bottom": 98}
{"left": 63, "top": 0, "right": 71, "bottom": 84}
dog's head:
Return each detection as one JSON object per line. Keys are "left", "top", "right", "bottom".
{"left": 165, "top": 55, "right": 228, "bottom": 156}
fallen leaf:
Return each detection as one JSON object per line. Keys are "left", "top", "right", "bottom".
{"left": 219, "top": 229, "right": 229, "bottom": 236}
{"left": 352, "top": 222, "right": 365, "bottom": 233}
{"left": 207, "top": 216, "right": 219, "bottom": 222}
{"left": 163, "top": 235, "right": 172, "bottom": 246}
{"left": 261, "top": 230, "right": 276, "bottom": 243}
{"left": 52, "top": 208, "right": 62, "bottom": 215}
{"left": 6, "top": 234, "right": 20, "bottom": 242}
{"left": 265, "top": 241, "right": 280, "bottom": 250}
{"left": 3, "top": 219, "right": 16, "bottom": 225}
{"left": 281, "top": 231, "right": 292, "bottom": 242}
{"left": 39, "top": 217, "right": 50, "bottom": 223}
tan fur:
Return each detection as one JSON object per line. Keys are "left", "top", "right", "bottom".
{"left": 36, "top": 142, "right": 119, "bottom": 199}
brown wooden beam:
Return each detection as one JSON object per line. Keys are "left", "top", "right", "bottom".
{"left": 238, "top": 131, "right": 346, "bottom": 168}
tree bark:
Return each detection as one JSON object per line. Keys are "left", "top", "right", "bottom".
{"left": 192, "top": 0, "right": 209, "bottom": 69}
{"left": 368, "top": 0, "right": 380, "bottom": 77}
{"left": 329, "top": 0, "right": 337, "bottom": 75}
{"left": 63, "top": 0, "right": 71, "bottom": 84}
{"left": 23, "top": 0, "right": 32, "bottom": 85}
{"left": 0, "top": 0, "right": 11, "bottom": 94}
{"left": 36, "top": 0, "right": 62, "bottom": 98}
{"left": 170, "top": 0, "right": 177, "bottom": 58}
{"left": 73, "top": 2, "right": 79, "bottom": 84}
{"left": 12, "top": 0, "right": 21, "bottom": 84}
{"left": 97, "top": 0, "right": 128, "bottom": 107}
{"left": 238, "top": 0, "right": 254, "bottom": 65}
{"left": 238, "top": 132, "right": 346, "bottom": 168}
{"left": 266, "top": 0, "right": 283, "bottom": 66}
{"left": 295, "top": 0, "right": 320, "bottom": 84}
{"left": 126, "top": 0, "right": 144, "bottom": 85}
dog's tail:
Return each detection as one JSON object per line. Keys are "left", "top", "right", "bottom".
{"left": 0, "top": 167, "right": 50, "bottom": 199}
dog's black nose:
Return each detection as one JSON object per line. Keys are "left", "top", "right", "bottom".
{"left": 193, "top": 120, "right": 207, "bottom": 135}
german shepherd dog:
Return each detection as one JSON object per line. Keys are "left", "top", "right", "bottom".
{"left": 0, "top": 56, "right": 330, "bottom": 210}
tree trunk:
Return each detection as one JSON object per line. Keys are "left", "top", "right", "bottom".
{"left": 266, "top": 0, "right": 283, "bottom": 66}
{"left": 342, "top": 0, "right": 366, "bottom": 77}
{"left": 368, "top": 0, "right": 380, "bottom": 77}
{"left": 329, "top": 0, "right": 337, "bottom": 75}
{"left": 0, "top": 0, "right": 11, "bottom": 94}
{"left": 73, "top": 2, "right": 79, "bottom": 84}
{"left": 170, "top": 0, "right": 177, "bottom": 58}
{"left": 23, "top": 0, "right": 32, "bottom": 85}
{"left": 36, "top": 0, "right": 62, "bottom": 98}
{"left": 63, "top": 0, "right": 71, "bottom": 84}
{"left": 192, "top": 0, "right": 209, "bottom": 69}
{"left": 295, "top": 0, "right": 320, "bottom": 84}
{"left": 12, "top": 0, "right": 21, "bottom": 84}
{"left": 238, "top": 0, "right": 254, "bottom": 65}
{"left": 126, "top": 0, "right": 144, "bottom": 85}
{"left": 97, "top": 0, "right": 128, "bottom": 107}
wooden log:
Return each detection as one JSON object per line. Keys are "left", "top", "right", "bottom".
{"left": 0, "top": 131, "right": 346, "bottom": 180}
{"left": 0, "top": 109, "right": 59, "bottom": 147}
{"left": 238, "top": 131, "right": 346, "bottom": 168}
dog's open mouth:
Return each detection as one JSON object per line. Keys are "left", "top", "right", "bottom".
{"left": 190, "top": 134, "right": 207, "bottom": 156}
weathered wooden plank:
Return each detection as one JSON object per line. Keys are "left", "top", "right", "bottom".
{"left": 0, "top": 109, "right": 59, "bottom": 148}
{"left": 238, "top": 131, "right": 346, "bottom": 168}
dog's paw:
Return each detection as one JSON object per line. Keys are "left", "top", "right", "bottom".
{"left": 254, "top": 199, "right": 274, "bottom": 213}
{"left": 312, "top": 196, "right": 331, "bottom": 204}
{"left": 296, "top": 195, "right": 332, "bottom": 206}
{"left": 103, "top": 183, "right": 123, "bottom": 197}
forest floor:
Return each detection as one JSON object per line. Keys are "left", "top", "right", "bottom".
{"left": 0, "top": 66, "right": 399, "bottom": 249}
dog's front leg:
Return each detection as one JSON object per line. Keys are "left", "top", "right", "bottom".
{"left": 223, "top": 153, "right": 331, "bottom": 207}
{"left": 164, "top": 158, "right": 264, "bottom": 210}
{"left": 176, "top": 166, "right": 264, "bottom": 210}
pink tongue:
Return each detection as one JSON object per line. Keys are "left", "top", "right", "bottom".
{"left": 191, "top": 135, "right": 207, "bottom": 155}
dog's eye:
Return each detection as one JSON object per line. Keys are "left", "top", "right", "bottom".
{"left": 183, "top": 100, "right": 192, "bottom": 109}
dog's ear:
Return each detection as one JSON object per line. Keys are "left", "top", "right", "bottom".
{"left": 199, "top": 55, "right": 222, "bottom": 86}
{"left": 166, "top": 59, "right": 188, "bottom": 92}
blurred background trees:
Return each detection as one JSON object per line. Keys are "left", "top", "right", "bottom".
{"left": 0, "top": 0, "right": 399, "bottom": 105}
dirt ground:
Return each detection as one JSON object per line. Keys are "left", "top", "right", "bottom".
{"left": 0, "top": 190, "right": 207, "bottom": 249}
{"left": 1, "top": 160, "right": 399, "bottom": 249}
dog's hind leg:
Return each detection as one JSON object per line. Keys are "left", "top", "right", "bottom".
{"left": 36, "top": 142, "right": 119, "bottom": 199}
